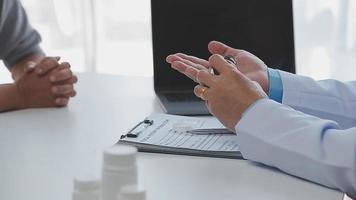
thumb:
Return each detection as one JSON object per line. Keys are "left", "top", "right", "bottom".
{"left": 208, "top": 41, "right": 243, "bottom": 58}
{"left": 23, "top": 61, "right": 37, "bottom": 73}
{"left": 208, "top": 41, "right": 232, "bottom": 55}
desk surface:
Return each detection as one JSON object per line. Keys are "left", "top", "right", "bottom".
{"left": 0, "top": 73, "right": 343, "bottom": 200}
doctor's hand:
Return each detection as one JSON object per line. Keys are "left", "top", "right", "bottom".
{"left": 193, "top": 54, "right": 267, "bottom": 131}
{"left": 166, "top": 41, "right": 269, "bottom": 94}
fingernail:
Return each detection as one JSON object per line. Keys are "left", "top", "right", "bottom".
{"left": 52, "top": 87, "right": 58, "bottom": 93}
{"left": 50, "top": 76, "right": 56, "bottom": 82}
{"left": 55, "top": 56, "right": 61, "bottom": 61}
{"left": 166, "top": 56, "right": 172, "bottom": 62}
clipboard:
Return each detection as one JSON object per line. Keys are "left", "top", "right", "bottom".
{"left": 118, "top": 114, "right": 243, "bottom": 159}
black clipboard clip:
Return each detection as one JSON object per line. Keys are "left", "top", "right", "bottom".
{"left": 120, "top": 119, "right": 154, "bottom": 139}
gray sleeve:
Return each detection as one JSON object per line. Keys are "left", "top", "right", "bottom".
{"left": 0, "top": 0, "right": 44, "bottom": 69}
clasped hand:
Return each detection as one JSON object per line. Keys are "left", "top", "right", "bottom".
{"left": 15, "top": 57, "right": 77, "bottom": 108}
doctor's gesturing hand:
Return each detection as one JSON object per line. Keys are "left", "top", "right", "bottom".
{"left": 166, "top": 41, "right": 270, "bottom": 94}
{"left": 181, "top": 54, "right": 267, "bottom": 131}
{"left": 167, "top": 41, "right": 356, "bottom": 198}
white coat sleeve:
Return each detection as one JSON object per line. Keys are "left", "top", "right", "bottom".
{"left": 279, "top": 71, "right": 356, "bottom": 129}
{"left": 235, "top": 98, "right": 356, "bottom": 199}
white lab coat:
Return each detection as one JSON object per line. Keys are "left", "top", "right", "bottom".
{"left": 235, "top": 71, "right": 356, "bottom": 198}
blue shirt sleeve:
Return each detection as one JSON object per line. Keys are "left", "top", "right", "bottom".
{"left": 268, "top": 68, "right": 283, "bottom": 103}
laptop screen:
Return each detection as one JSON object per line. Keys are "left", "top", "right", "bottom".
{"left": 151, "top": 0, "right": 295, "bottom": 91}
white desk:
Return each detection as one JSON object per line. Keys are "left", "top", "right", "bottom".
{"left": 0, "top": 73, "right": 343, "bottom": 200}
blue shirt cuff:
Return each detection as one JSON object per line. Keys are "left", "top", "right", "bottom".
{"left": 268, "top": 68, "right": 283, "bottom": 103}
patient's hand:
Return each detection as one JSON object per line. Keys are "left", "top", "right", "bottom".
{"left": 15, "top": 57, "right": 77, "bottom": 108}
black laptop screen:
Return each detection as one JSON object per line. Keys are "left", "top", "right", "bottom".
{"left": 151, "top": 0, "right": 295, "bottom": 91}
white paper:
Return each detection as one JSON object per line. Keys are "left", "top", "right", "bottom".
{"left": 123, "top": 114, "right": 239, "bottom": 152}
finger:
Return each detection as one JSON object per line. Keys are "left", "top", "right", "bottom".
{"left": 56, "top": 62, "right": 71, "bottom": 71}
{"left": 166, "top": 54, "right": 178, "bottom": 63}
{"left": 55, "top": 89, "right": 76, "bottom": 98}
{"left": 24, "top": 61, "right": 37, "bottom": 73}
{"left": 175, "top": 53, "right": 210, "bottom": 68}
{"left": 196, "top": 70, "right": 215, "bottom": 87}
{"left": 172, "top": 61, "right": 199, "bottom": 82}
{"left": 171, "top": 60, "right": 189, "bottom": 73}
{"left": 68, "top": 90, "right": 77, "bottom": 97}
{"left": 55, "top": 97, "right": 69, "bottom": 107}
{"left": 49, "top": 68, "right": 73, "bottom": 83}
{"left": 67, "top": 75, "right": 78, "bottom": 84}
{"left": 52, "top": 75, "right": 78, "bottom": 85}
{"left": 194, "top": 85, "right": 210, "bottom": 100}
{"left": 210, "top": 54, "right": 248, "bottom": 82}
{"left": 208, "top": 54, "right": 232, "bottom": 74}
{"left": 36, "top": 57, "right": 60, "bottom": 75}
{"left": 208, "top": 41, "right": 241, "bottom": 55}
{"left": 51, "top": 84, "right": 74, "bottom": 95}
{"left": 185, "top": 67, "right": 200, "bottom": 82}
{"left": 168, "top": 54, "right": 206, "bottom": 71}
{"left": 172, "top": 61, "right": 200, "bottom": 82}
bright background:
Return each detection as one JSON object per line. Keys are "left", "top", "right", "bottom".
{"left": 0, "top": 0, "right": 355, "bottom": 83}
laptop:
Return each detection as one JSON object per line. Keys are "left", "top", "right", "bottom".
{"left": 151, "top": 0, "right": 295, "bottom": 115}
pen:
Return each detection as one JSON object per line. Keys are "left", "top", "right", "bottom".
{"left": 187, "top": 128, "right": 234, "bottom": 135}
{"left": 225, "top": 55, "right": 237, "bottom": 65}
{"left": 209, "top": 55, "right": 237, "bottom": 75}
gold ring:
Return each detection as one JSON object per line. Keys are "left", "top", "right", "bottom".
{"left": 200, "top": 87, "right": 208, "bottom": 100}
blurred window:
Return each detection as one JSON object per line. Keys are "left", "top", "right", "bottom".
{"left": 1, "top": 0, "right": 356, "bottom": 83}
{"left": 294, "top": 0, "right": 356, "bottom": 81}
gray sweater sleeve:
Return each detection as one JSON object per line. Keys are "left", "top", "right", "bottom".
{"left": 0, "top": 0, "right": 44, "bottom": 69}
